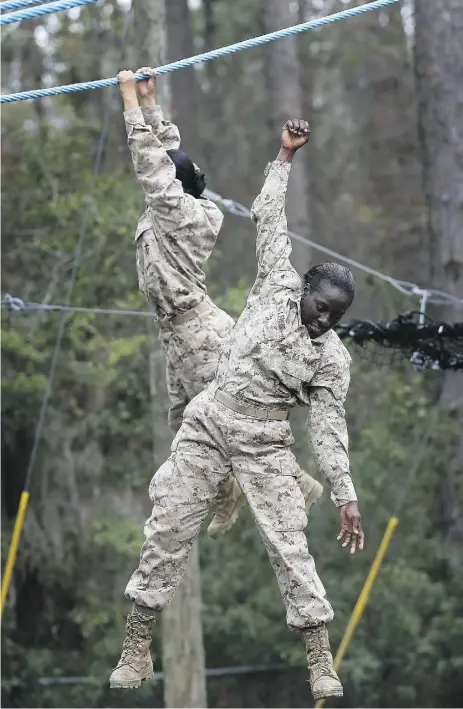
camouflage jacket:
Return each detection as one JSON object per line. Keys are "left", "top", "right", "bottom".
{"left": 212, "top": 160, "right": 356, "bottom": 506}
{"left": 124, "top": 105, "right": 224, "bottom": 319}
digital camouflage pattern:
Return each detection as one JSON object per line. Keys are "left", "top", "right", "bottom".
{"left": 124, "top": 106, "right": 235, "bottom": 431}
{"left": 127, "top": 389, "right": 334, "bottom": 630}
{"left": 124, "top": 107, "right": 320, "bottom": 533}
{"left": 125, "top": 157, "right": 357, "bottom": 629}
{"left": 124, "top": 105, "right": 224, "bottom": 320}
{"left": 212, "top": 160, "right": 356, "bottom": 506}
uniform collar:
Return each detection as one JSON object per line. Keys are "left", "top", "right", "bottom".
{"left": 311, "top": 330, "right": 331, "bottom": 344}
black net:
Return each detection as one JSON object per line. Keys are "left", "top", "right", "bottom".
{"left": 335, "top": 311, "right": 463, "bottom": 371}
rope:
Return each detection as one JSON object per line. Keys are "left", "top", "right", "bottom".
{"left": 0, "top": 0, "right": 50, "bottom": 12}
{"left": 0, "top": 5, "right": 133, "bottom": 617}
{"left": 0, "top": 0, "right": 399, "bottom": 102}
{"left": 0, "top": 0, "right": 99, "bottom": 26}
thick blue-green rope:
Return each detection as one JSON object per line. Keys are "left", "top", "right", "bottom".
{"left": 0, "top": 0, "right": 99, "bottom": 26}
{"left": 1, "top": 0, "right": 399, "bottom": 103}
{"left": 0, "top": 0, "right": 50, "bottom": 12}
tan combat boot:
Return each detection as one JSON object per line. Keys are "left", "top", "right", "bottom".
{"left": 302, "top": 623, "right": 343, "bottom": 700}
{"left": 207, "top": 470, "right": 323, "bottom": 539}
{"left": 207, "top": 476, "right": 245, "bottom": 539}
{"left": 109, "top": 605, "right": 155, "bottom": 689}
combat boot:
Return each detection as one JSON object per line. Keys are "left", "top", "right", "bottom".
{"left": 207, "top": 476, "right": 245, "bottom": 538}
{"left": 296, "top": 470, "right": 323, "bottom": 512}
{"left": 302, "top": 623, "right": 343, "bottom": 700}
{"left": 109, "top": 605, "right": 155, "bottom": 689}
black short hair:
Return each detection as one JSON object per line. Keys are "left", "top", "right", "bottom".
{"left": 303, "top": 263, "right": 356, "bottom": 302}
{"left": 166, "top": 149, "right": 206, "bottom": 199}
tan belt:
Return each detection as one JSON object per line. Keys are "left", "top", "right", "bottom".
{"left": 214, "top": 389, "right": 289, "bottom": 421}
{"left": 170, "top": 299, "right": 210, "bottom": 326}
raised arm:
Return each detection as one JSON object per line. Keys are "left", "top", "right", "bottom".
{"left": 249, "top": 120, "right": 310, "bottom": 291}
{"left": 119, "top": 71, "right": 214, "bottom": 218}
{"left": 137, "top": 67, "right": 180, "bottom": 150}
{"left": 118, "top": 70, "right": 222, "bottom": 271}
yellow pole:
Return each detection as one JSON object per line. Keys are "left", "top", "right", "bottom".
{"left": 315, "top": 516, "right": 399, "bottom": 708}
{"left": 1, "top": 491, "right": 30, "bottom": 618}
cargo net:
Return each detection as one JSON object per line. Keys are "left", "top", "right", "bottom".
{"left": 335, "top": 311, "right": 463, "bottom": 371}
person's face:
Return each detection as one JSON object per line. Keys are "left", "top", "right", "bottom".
{"left": 300, "top": 281, "right": 352, "bottom": 339}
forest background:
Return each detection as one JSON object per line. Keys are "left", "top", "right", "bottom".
{"left": 1, "top": 0, "right": 462, "bottom": 707}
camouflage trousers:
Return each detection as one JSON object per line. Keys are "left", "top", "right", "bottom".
{"left": 159, "top": 298, "right": 235, "bottom": 433}
{"left": 125, "top": 388, "right": 334, "bottom": 630}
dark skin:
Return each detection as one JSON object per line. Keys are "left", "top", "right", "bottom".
{"left": 279, "top": 120, "right": 364, "bottom": 554}
{"left": 118, "top": 68, "right": 197, "bottom": 197}
{"left": 301, "top": 281, "right": 352, "bottom": 339}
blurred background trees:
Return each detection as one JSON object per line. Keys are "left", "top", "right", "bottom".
{"left": 1, "top": 0, "right": 462, "bottom": 707}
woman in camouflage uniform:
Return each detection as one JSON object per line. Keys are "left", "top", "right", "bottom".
{"left": 120, "top": 68, "right": 322, "bottom": 538}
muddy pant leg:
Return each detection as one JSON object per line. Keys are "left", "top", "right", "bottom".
{"left": 126, "top": 416, "right": 230, "bottom": 610}
{"left": 233, "top": 453, "right": 333, "bottom": 631}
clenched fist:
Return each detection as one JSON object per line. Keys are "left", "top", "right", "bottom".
{"left": 281, "top": 119, "right": 310, "bottom": 151}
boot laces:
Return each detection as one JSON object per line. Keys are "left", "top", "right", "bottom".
{"left": 120, "top": 613, "right": 151, "bottom": 663}
{"left": 308, "top": 629, "right": 333, "bottom": 677}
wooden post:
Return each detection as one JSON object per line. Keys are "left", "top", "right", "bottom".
{"left": 136, "top": 0, "right": 207, "bottom": 704}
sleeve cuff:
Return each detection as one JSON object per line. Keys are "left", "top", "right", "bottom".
{"left": 264, "top": 160, "right": 292, "bottom": 178}
{"left": 330, "top": 475, "right": 358, "bottom": 507}
{"left": 123, "top": 107, "right": 146, "bottom": 126}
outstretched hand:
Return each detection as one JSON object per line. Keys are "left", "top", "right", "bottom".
{"left": 338, "top": 502, "right": 364, "bottom": 554}
{"left": 281, "top": 119, "right": 310, "bottom": 151}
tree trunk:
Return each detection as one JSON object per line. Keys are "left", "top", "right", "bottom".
{"left": 263, "top": 0, "right": 312, "bottom": 273}
{"left": 414, "top": 0, "right": 463, "bottom": 544}
{"left": 134, "top": 0, "right": 171, "bottom": 110}
{"left": 135, "top": 2, "right": 207, "bottom": 706}
{"left": 166, "top": 0, "right": 199, "bottom": 154}
{"left": 202, "top": 0, "right": 227, "bottom": 186}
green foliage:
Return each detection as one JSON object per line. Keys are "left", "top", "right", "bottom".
{"left": 2, "top": 2, "right": 462, "bottom": 708}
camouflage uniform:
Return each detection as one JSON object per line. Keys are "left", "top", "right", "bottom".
{"left": 124, "top": 106, "right": 235, "bottom": 433}
{"left": 124, "top": 108, "right": 321, "bottom": 532}
{"left": 125, "top": 159, "right": 357, "bottom": 631}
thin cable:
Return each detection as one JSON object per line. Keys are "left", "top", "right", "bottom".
{"left": 0, "top": 0, "right": 399, "bottom": 102}
{"left": 203, "top": 189, "right": 463, "bottom": 307}
{"left": 0, "top": 0, "right": 99, "bottom": 25}
{"left": 59, "top": 186, "right": 462, "bottom": 310}
{"left": 6, "top": 663, "right": 292, "bottom": 687}
{"left": 0, "top": 0, "right": 49, "bottom": 12}
{"left": 2, "top": 295, "right": 156, "bottom": 318}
